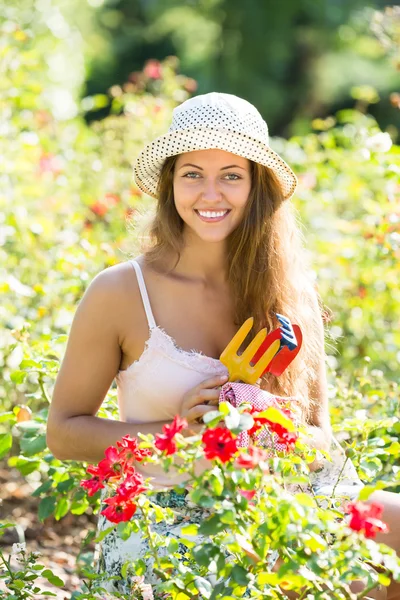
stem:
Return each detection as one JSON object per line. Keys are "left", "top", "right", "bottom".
{"left": 38, "top": 374, "right": 50, "bottom": 404}
{"left": 137, "top": 504, "right": 163, "bottom": 572}
{"left": 0, "top": 549, "right": 14, "bottom": 579}
{"left": 330, "top": 455, "right": 349, "bottom": 500}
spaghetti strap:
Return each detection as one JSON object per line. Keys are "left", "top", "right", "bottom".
{"left": 129, "top": 260, "right": 157, "bottom": 330}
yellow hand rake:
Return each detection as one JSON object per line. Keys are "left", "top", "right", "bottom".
{"left": 220, "top": 317, "right": 281, "bottom": 384}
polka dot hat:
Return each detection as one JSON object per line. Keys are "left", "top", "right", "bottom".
{"left": 133, "top": 92, "right": 298, "bottom": 201}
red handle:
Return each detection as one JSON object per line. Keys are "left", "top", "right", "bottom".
{"left": 251, "top": 324, "right": 303, "bottom": 377}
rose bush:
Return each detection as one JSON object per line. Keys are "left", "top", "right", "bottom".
{"left": 73, "top": 404, "right": 399, "bottom": 599}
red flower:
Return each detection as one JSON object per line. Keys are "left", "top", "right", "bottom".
{"left": 155, "top": 415, "right": 188, "bottom": 456}
{"left": 239, "top": 489, "right": 256, "bottom": 501}
{"left": 38, "top": 152, "right": 63, "bottom": 176}
{"left": 269, "top": 425, "right": 298, "bottom": 451}
{"left": 104, "top": 192, "right": 120, "bottom": 206}
{"left": 202, "top": 427, "right": 239, "bottom": 463}
{"left": 90, "top": 201, "right": 108, "bottom": 217}
{"left": 346, "top": 501, "right": 389, "bottom": 539}
{"left": 101, "top": 493, "right": 137, "bottom": 523}
{"left": 144, "top": 59, "right": 162, "bottom": 79}
{"left": 117, "top": 472, "right": 147, "bottom": 500}
{"left": 236, "top": 446, "right": 270, "bottom": 470}
{"left": 80, "top": 464, "right": 107, "bottom": 496}
{"left": 248, "top": 407, "right": 298, "bottom": 452}
{"left": 97, "top": 446, "right": 127, "bottom": 481}
{"left": 116, "top": 435, "right": 152, "bottom": 464}
{"left": 247, "top": 406, "right": 269, "bottom": 436}
{"left": 100, "top": 471, "right": 147, "bottom": 523}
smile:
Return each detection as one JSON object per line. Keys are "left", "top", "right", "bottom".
{"left": 194, "top": 209, "right": 231, "bottom": 223}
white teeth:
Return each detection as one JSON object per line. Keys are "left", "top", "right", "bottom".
{"left": 197, "top": 210, "right": 228, "bottom": 218}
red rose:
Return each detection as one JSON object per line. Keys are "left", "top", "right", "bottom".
{"left": 236, "top": 446, "right": 270, "bottom": 470}
{"left": 101, "top": 493, "right": 137, "bottom": 523}
{"left": 346, "top": 501, "right": 389, "bottom": 539}
{"left": 239, "top": 488, "right": 256, "bottom": 501}
{"left": 116, "top": 435, "right": 152, "bottom": 463}
{"left": 80, "top": 464, "right": 106, "bottom": 496}
{"left": 202, "top": 427, "right": 239, "bottom": 463}
{"left": 155, "top": 415, "right": 188, "bottom": 456}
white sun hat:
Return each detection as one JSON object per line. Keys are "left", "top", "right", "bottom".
{"left": 133, "top": 92, "right": 298, "bottom": 201}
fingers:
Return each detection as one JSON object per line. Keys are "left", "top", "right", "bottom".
{"left": 183, "top": 376, "right": 227, "bottom": 411}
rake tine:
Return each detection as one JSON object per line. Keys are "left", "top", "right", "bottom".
{"left": 239, "top": 327, "right": 269, "bottom": 363}
{"left": 220, "top": 317, "right": 254, "bottom": 362}
{"left": 251, "top": 338, "right": 281, "bottom": 382}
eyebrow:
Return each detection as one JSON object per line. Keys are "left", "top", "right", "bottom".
{"left": 178, "top": 163, "right": 247, "bottom": 171}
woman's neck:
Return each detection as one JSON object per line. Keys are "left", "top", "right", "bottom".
{"left": 164, "top": 239, "right": 229, "bottom": 289}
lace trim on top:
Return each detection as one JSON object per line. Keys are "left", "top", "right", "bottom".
{"left": 116, "top": 326, "right": 227, "bottom": 381}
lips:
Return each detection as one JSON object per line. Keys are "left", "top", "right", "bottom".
{"left": 194, "top": 209, "right": 231, "bottom": 223}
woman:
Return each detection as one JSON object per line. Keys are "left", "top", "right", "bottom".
{"left": 47, "top": 93, "right": 399, "bottom": 598}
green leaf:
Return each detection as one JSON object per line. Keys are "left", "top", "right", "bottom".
{"left": 387, "top": 441, "right": 400, "bottom": 455}
{"left": 295, "top": 493, "right": 317, "bottom": 508}
{"left": 0, "top": 433, "right": 12, "bottom": 459}
{"left": 42, "top": 569, "right": 64, "bottom": 587}
{"left": 257, "top": 407, "right": 295, "bottom": 432}
{"left": 70, "top": 495, "right": 89, "bottom": 515}
{"left": 38, "top": 496, "right": 57, "bottom": 522}
{"left": 194, "top": 576, "right": 212, "bottom": 598}
{"left": 56, "top": 477, "right": 75, "bottom": 492}
{"left": 220, "top": 510, "right": 236, "bottom": 524}
{"left": 20, "top": 359, "right": 43, "bottom": 369}
{"left": 55, "top": 497, "right": 70, "bottom": 520}
{"left": 12, "top": 456, "right": 41, "bottom": 476}
{"left": 218, "top": 401, "right": 231, "bottom": 416}
{"left": 181, "top": 524, "right": 199, "bottom": 537}
{"left": 203, "top": 410, "right": 221, "bottom": 424}
{"left": 193, "top": 543, "right": 218, "bottom": 567}
{"left": 94, "top": 525, "right": 116, "bottom": 543}
{"left": 208, "top": 471, "right": 224, "bottom": 496}
{"left": 198, "top": 514, "right": 226, "bottom": 536}
{"left": 231, "top": 565, "right": 250, "bottom": 586}
{"left": 0, "top": 412, "right": 16, "bottom": 423}
{"left": 117, "top": 521, "right": 132, "bottom": 541}
{"left": 10, "top": 370, "right": 27, "bottom": 384}
{"left": 19, "top": 433, "right": 47, "bottom": 456}
{"left": 32, "top": 480, "right": 53, "bottom": 497}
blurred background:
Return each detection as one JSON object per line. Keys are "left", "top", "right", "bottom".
{"left": 0, "top": 1, "right": 399, "bottom": 597}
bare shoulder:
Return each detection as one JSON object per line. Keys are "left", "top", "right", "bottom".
{"left": 47, "top": 259, "right": 142, "bottom": 428}
{"left": 84, "top": 259, "right": 142, "bottom": 328}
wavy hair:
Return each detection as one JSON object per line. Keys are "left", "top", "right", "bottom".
{"left": 131, "top": 155, "right": 328, "bottom": 421}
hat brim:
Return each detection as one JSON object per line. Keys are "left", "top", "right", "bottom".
{"left": 133, "top": 126, "right": 297, "bottom": 201}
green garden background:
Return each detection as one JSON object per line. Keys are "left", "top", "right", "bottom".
{"left": 0, "top": 0, "right": 399, "bottom": 597}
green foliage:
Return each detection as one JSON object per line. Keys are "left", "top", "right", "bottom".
{"left": 0, "top": 4, "right": 399, "bottom": 598}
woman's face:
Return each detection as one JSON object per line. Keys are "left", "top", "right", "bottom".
{"left": 173, "top": 149, "right": 252, "bottom": 243}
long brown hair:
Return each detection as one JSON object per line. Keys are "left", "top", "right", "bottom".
{"left": 131, "top": 155, "right": 327, "bottom": 421}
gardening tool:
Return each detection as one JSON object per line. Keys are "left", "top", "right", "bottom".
{"left": 219, "top": 317, "right": 281, "bottom": 384}
{"left": 251, "top": 314, "right": 303, "bottom": 377}
{"left": 220, "top": 314, "right": 303, "bottom": 383}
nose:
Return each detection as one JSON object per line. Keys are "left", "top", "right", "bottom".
{"left": 201, "top": 177, "right": 223, "bottom": 204}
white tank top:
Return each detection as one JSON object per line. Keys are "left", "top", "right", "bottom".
{"left": 115, "top": 259, "right": 229, "bottom": 488}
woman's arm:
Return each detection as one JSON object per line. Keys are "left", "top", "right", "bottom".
{"left": 46, "top": 266, "right": 193, "bottom": 463}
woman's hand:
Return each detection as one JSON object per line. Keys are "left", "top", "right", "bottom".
{"left": 180, "top": 374, "right": 229, "bottom": 425}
